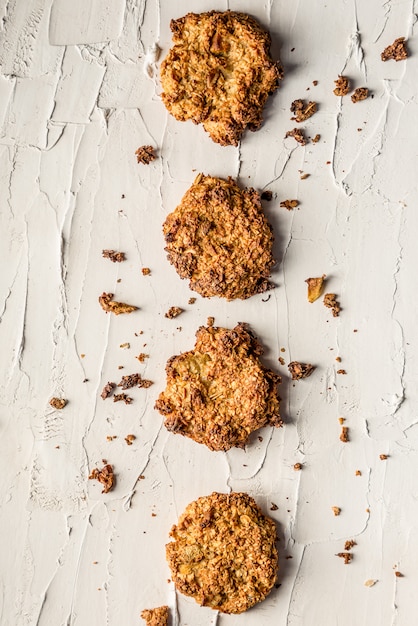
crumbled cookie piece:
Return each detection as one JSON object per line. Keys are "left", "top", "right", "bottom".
{"left": 311, "top": 134, "right": 320, "bottom": 143}
{"left": 102, "top": 250, "right": 126, "bottom": 263}
{"left": 89, "top": 463, "right": 115, "bottom": 493}
{"left": 278, "top": 356, "right": 285, "bottom": 366}
{"left": 290, "top": 99, "right": 317, "bottom": 122}
{"left": 261, "top": 190, "right": 273, "bottom": 201}
{"left": 336, "top": 552, "right": 352, "bottom": 564}
{"left": 155, "top": 323, "right": 281, "bottom": 451}
{"left": 118, "top": 373, "right": 153, "bottom": 389}
{"left": 305, "top": 275, "right": 326, "bottom": 303}
{"left": 381, "top": 37, "right": 408, "bottom": 62}
{"left": 140, "top": 606, "right": 169, "bottom": 626}
{"left": 299, "top": 172, "right": 310, "bottom": 180}
{"left": 113, "top": 393, "right": 133, "bottom": 405}
{"left": 288, "top": 361, "right": 315, "bottom": 380}
{"left": 380, "top": 454, "right": 388, "bottom": 460}
{"left": 135, "top": 145, "right": 156, "bottom": 164}
{"left": 188, "top": 297, "right": 196, "bottom": 304}
{"left": 99, "top": 292, "right": 138, "bottom": 315}
{"left": 136, "top": 353, "right": 149, "bottom": 362}
{"left": 285, "top": 127, "right": 307, "bottom": 145}
{"left": 101, "top": 382, "right": 116, "bottom": 400}
{"left": 323, "top": 293, "right": 341, "bottom": 316}
{"left": 49, "top": 397, "right": 67, "bottom": 409}
{"left": 293, "top": 463, "right": 302, "bottom": 471}
{"left": 337, "top": 369, "right": 347, "bottom": 375}
{"left": 351, "top": 88, "right": 369, "bottom": 103}
{"left": 340, "top": 426, "right": 349, "bottom": 442}
{"left": 160, "top": 11, "right": 283, "bottom": 146}
{"left": 332, "top": 506, "right": 341, "bottom": 516}
{"left": 395, "top": 571, "right": 404, "bottom": 577}
{"left": 344, "top": 540, "right": 357, "bottom": 551}
{"left": 333, "top": 75, "right": 350, "bottom": 96}
{"left": 207, "top": 316, "right": 215, "bottom": 327}
{"left": 165, "top": 306, "right": 183, "bottom": 319}
{"left": 355, "top": 470, "right": 362, "bottom": 476}
{"left": 163, "top": 175, "right": 275, "bottom": 300}
{"left": 270, "top": 502, "right": 278, "bottom": 511}
{"left": 120, "top": 342, "right": 130, "bottom": 349}
{"left": 280, "top": 199, "right": 299, "bottom": 211}
{"left": 125, "top": 434, "right": 136, "bottom": 446}
{"left": 166, "top": 492, "right": 278, "bottom": 613}
{"left": 142, "top": 267, "right": 151, "bottom": 275}
{"left": 339, "top": 417, "right": 345, "bottom": 424}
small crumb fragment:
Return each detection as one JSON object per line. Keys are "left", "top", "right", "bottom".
{"left": 288, "top": 361, "right": 315, "bottom": 380}
{"left": 141, "top": 267, "right": 151, "bottom": 276}
{"left": 258, "top": 436, "right": 263, "bottom": 442}
{"left": 340, "top": 426, "right": 349, "bottom": 442}
{"left": 89, "top": 463, "right": 115, "bottom": 494}
{"left": 344, "top": 540, "right": 357, "bottom": 551}
{"left": 379, "top": 454, "right": 388, "bottom": 460}
{"left": 140, "top": 606, "right": 169, "bottom": 626}
{"left": 280, "top": 199, "right": 299, "bottom": 211}
{"left": 336, "top": 552, "right": 352, "bottom": 564}
{"left": 188, "top": 297, "right": 197, "bottom": 305}
{"left": 280, "top": 347, "right": 286, "bottom": 353}
{"left": 299, "top": 172, "right": 310, "bottom": 180}
{"left": 395, "top": 571, "right": 404, "bottom": 577}
{"left": 165, "top": 306, "right": 183, "bottom": 319}
{"left": 311, "top": 134, "right": 320, "bottom": 143}
{"left": 49, "top": 397, "right": 67, "bottom": 410}
{"left": 351, "top": 88, "right": 369, "bottom": 103}
{"left": 106, "top": 435, "right": 117, "bottom": 442}
{"left": 118, "top": 373, "right": 153, "bottom": 390}
{"left": 136, "top": 353, "right": 149, "bottom": 362}
{"left": 323, "top": 293, "right": 341, "bottom": 317}
{"left": 270, "top": 503, "right": 279, "bottom": 511}
{"left": 207, "top": 316, "right": 215, "bottom": 327}
{"left": 332, "top": 506, "right": 341, "bottom": 516}
{"left": 381, "top": 37, "right": 408, "bottom": 62}
{"left": 313, "top": 80, "right": 318, "bottom": 86}
{"left": 102, "top": 250, "right": 126, "bottom": 263}
{"left": 290, "top": 99, "right": 317, "bottom": 122}
{"left": 101, "top": 382, "right": 116, "bottom": 400}
{"left": 99, "top": 292, "right": 138, "bottom": 315}
{"left": 125, "top": 434, "right": 136, "bottom": 446}
{"left": 337, "top": 369, "right": 347, "bottom": 375}
{"left": 333, "top": 75, "right": 350, "bottom": 96}
{"left": 355, "top": 470, "right": 362, "bottom": 476}
{"left": 293, "top": 463, "right": 302, "bottom": 471}
{"left": 306, "top": 275, "right": 326, "bottom": 303}
{"left": 278, "top": 357, "right": 285, "bottom": 366}
{"left": 261, "top": 190, "right": 273, "bottom": 201}
{"left": 365, "top": 579, "right": 378, "bottom": 587}
{"left": 120, "top": 342, "right": 130, "bottom": 349}
{"left": 135, "top": 145, "right": 156, "bottom": 164}
{"left": 285, "top": 127, "right": 307, "bottom": 145}
{"left": 113, "top": 393, "right": 133, "bottom": 405}
{"left": 339, "top": 417, "right": 345, "bottom": 424}
{"left": 336, "top": 356, "right": 342, "bottom": 362}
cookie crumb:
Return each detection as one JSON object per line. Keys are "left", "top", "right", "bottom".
{"left": 395, "top": 571, "right": 404, "bottom": 578}
{"left": 381, "top": 37, "right": 408, "bottom": 62}
{"left": 339, "top": 417, "right": 345, "bottom": 424}
{"left": 118, "top": 373, "right": 153, "bottom": 389}
{"left": 337, "top": 369, "right": 347, "bottom": 375}
{"left": 355, "top": 470, "right": 362, "bottom": 476}
{"left": 165, "top": 306, "right": 183, "bottom": 319}
{"left": 311, "top": 134, "right": 320, "bottom": 143}
{"left": 335, "top": 356, "right": 342, "bottom": 362}
{"left": 120, "top": 342, "right": 130, "bottom": 349}
{"left": 332, "top": 506, "right": 341, "bottom": 516}
{"left": 141, "top": 267, "right": 151, "bottom": 275}
{"left": 125, "top": 434, "right": 136, "bottom": 446}
{"left": 99, "top": 292, "right": 138, "bottom": 315}
{"left": 336, "top": 552, "right": 352, "bottom": 564}
{"left": 344, "top": 540, "right": 357, "bottom": 550}
{"left": 299, "top": 172, "right": 310, "bottom": 180}
{"left": 101, "top": 382, "right": 116, "bottom": 400}
{"left": 278, "top": 357, "right": 285, "bottom": 366}
{"left": 288, "top": 361, "right": 315, "bottom": 380}
{"left": 261, "top": 190, "right": 273, "bottom": 201}
{"left": 293, "top": 463, "right": 302, "bottom": 471}
{"left": 323, "top": 293, "right": 341, "bottom": 316}
{"left": 89, "top": 463, "right": 115, "bottom": 493}
{"left": 280, "top": 199, "right": 299, "bottom": 210}
{"left": 136, "top": 353, "right": 149, "bottom": 362}
{"left": 102, "top": 250, "right": 125, "bottom": 263}
{"left": 270, "top": 503, "right": 278, "bottom": 511}
{"left": 135, "top": 145, "right": 156, "bottom": 164}
{"left": 333, "top": 75, "right": 350, "bottom": 96}
{"left": 49, "top": 397, "right": 67, "bottom": 410}
{"left": 306, "top": 275, "right": 326, "bottom": 303}
{"left": 113, "top": 393, "right": 133, "bottom": 405}
{"left": 188, "top": 297, "right": 197, "bottom": 304}
{"left": 340, "top": 426, "right": 349, "bottom": 442}
{"left": 379, "top": 454, "right": 388, "bottom": 460}
{"left": 351, "top": 88, "right": 369, "bottom": 103}
{"left": 290, "top": 99, "right": 317, "bottom": 122}
{"left": 207, "top": 316, "right": 215, "bottom": 327}
{"left": 285, "top": 127, "right": 307, "bottom": 145}
{"left": 365, "top": 579, "right": 377, "bottom": 587}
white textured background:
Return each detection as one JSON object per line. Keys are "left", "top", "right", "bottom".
{"left": 1, "top": 1, "right": 417, "bottom": 624}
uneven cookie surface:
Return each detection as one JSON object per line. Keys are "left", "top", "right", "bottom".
{"left": 155, "top": 323, "right": 281, "bottom": 451}
{"left": 160, "top": 11, "right": 282, "bottom": 145}
{"left": 166, "top": 492, "right": 278, "bottom": 614}
{"left": 163, "top": 174, "right": 275, "bottom": 300}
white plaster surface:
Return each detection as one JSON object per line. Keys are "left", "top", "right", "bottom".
{"left": 1, "top": 1, "right": 417, "bottom": 624}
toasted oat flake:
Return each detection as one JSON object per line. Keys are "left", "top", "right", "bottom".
{"left": 365, "top": 579, "right": 378, "bottom": 587}
{"left": 99, "top": 292, "right": 138, "bottom": 315}
{"left": 89, "top": 464, "right": 115, "bottom": 494}
{"left": 306, "top": 275, "right": 326, "bottom": 303}
{"left": 49, "top": 397, "right": 67, "bottom": 410}
{"left": 381, "top": 37, "right": 408, "bottom": 62}
{"left": 140, "top": 606, "right": 169, "bottom": 626}
{"left": 135, "top": 145, "right": 156, "bottom": 164}
{"left": 290, "top": 99, "right": 317, "bottom": 122}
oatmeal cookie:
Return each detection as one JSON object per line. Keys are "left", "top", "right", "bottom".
{"left": 166, "top": 492, "right": 278, "bottom": 614}
{"left": 163, "top": 174, "right": 275, "bottom": 300}
{"left": 160, "top": 11, "right": 282, "bottom": 146}
{"left": 155, "top": 323, "right": 281, "bottom": 451}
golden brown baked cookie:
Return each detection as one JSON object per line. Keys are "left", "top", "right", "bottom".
{"left": 166, "top": 492, "right": 278, "bottom": 614}
{"left": 155, "top": 323, "right": 281, "bottom": 451}
{"left": 140, "top": 606, "right": 169, "bottom": 626}
{"left": 163, "top": 174, "right": 275, "bottom": 300}
{"left": 160, "top": 11, "right": 282, "bottom": 146}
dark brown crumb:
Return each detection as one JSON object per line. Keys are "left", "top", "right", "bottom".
{"left": 355, "top": 470, "right": 362, "bottom": 476}
{"left": 207, "top": 316, "right": 215, "bottom": 327}
{"left": 136, "top": 353, "right": 149, "bottom": 362}
{"left": 99, "top": 292, "right": 138, "bottom": 315}
{"left": 313, "top": 80, "right": 318, "bottom": 86}
{"left": 188, "top": 297, "right": 197, "bottom": 304}
{"left": 306, "top": 275, "right": 326, "bottom": 303}
{"left": 113, "top": 393, "right": 133, "bottom": 404}
{"left": 135, "top": 145, "right": 156, "bottom": 164}
{"left": 89, "top": 463, "right": 115, "bottom": 493}
{"left": 311, "top": 134, "right": 320, "bottom": 143}
{"left": 165, "top": 306, "right": 183, "bottom": 319}
{"left": 344, "top": 540, "right": 357, "bottom": 551}
{"left": 106, "top": 435, "right": 117, "bottom": 441}
{"left": 351, "top": 88, "right": 369, "bottom": 103}
{"left": 101, "top": 382, "right": 116, "bottom": 400}
{"left": 270, "top": 503, "right": 278, "bottom": 511}
{"left": 280, "top": 199, "right": 299, "bottom": 210}
{"left": 323, "top": 293, "right": 341, "bottom": 317}
{"left": 300, "top": 172, "right": 310, "bottom": 180}
{"left": 125, "top": 434, "right": 136, "bottom": 446}
{"left": 142, "top": 267, "right": 151, "bottom": 275}
{"left": 336, "top": 552, "right": 352, "bottom": 564}
{"left": 340, "top": 426, "right": 349, "bottom": 442}
{"left": 288, "top": 361, "right": 315, "bottom": 380}
{"left": 381, "top": 37, "right": 408, "bottom": 62}
{"left": 118, "top": 373, "right": 153, "bottom": 389}
{"left": 290, "top": 99, "right": 317, "bottom": 122}
{"left": 337, "top": 369, "right": 347, "bottom": 375}
{"left": 395, "top": 571, "right": 404, "bottom": 577}
{"left": 333, "top": 75, "right": 350, "bottom": 96}
{"left": 102, "top": 250, "right": 126, "bottom": 263}
{"left": 285, "top": 127, "right": 307, "bottom": 145}
{"left": 293, "top": 463, "right": 302, "bottom": 471}
{"left": 49, "top": 397, "right": 67, "bottom": 409}
{"left": 380, "top": 454, "right": 388, "bottom": 460}
{"left": 278, "top": 356, "right": 285, "bottom": 366}
{"left": 261, "top": 190, "right": 273, "bottom": 201}
{"left": 335, "top": 356, "right": 342, "bottom": 362}
{"left": 332, "top": 506, "right": 341, "bottom": 516}
{"left": 258, "top": 436, "right": 263, "bottom": 442}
